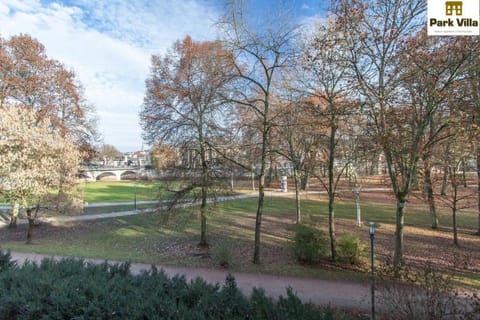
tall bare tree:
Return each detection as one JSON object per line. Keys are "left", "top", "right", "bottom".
{"left": 274, "top": 95, "right": 319, "bottom": 224}
{"left": 337, "top": 0, "right": 473, "bottom": 273}
{"left": 399, "top": 32, "right": 472, "bottom": 230}
{"left": 218, "top": 0, "right": 298, "bottom": 264}
{"left": 454, "top": 37, "right": 480, "bottom": 235}
{"left": 140, "top": 36, "right": 234, "bottom": 246}
{"left": 335, "top": 0, "right": 426, "bottom": 273}
{"left": 297, "top": 16, "right": 359, "bottom": 261}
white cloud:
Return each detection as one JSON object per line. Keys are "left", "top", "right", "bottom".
{"left": 0, "top": 0, "right": 220, "bottom": 151}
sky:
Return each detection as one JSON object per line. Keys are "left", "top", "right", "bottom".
{"left": 0, "top": 0, "right": 324, "bottom": 152}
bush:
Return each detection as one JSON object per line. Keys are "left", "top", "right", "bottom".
{"left": 0, "top": 250, "right": 15, "bottom": 273}
{"left": 292, "top": 224, "right": 328, "bottom": 264}
{"left": 336, "top": 233, "right": 366, "bottom": 265}
{"left": 377, "top": 263, "right": 480, "bottom": 320}
{"left": 213, "top": 242, "right": 232, "bottom": 268}
{"left": 0, "top": 257, "right": 353, "bottom": 319}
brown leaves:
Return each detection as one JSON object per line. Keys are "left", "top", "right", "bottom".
{"left": 0, "top": 34, "right": 96, "bottom": 152}
{"left": 141, "top": 36, "right": 235, "bottom": 146}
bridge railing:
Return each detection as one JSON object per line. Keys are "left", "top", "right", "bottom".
{"left": 80, "top": 166, "right": 141, "bottom": 171}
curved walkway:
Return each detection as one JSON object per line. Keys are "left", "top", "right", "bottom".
{"left": 8, "top": 251, "right": 372, "bottom": 314}
{"left": 1, "top": 188, "right": 392, "bottom": 225}
{"left": 1, "top": 193, "right": 259, "bottom": 225}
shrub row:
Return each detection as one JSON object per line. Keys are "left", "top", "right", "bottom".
{"left": 0, "top": 251, "right": 352, "bottom": 320}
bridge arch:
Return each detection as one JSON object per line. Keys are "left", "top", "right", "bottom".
{"left": 96, "top": 172, "right": 118, "bottom": 181}
{"left": 78, "top": 173, "right": 91, "bottom": 181}
{"left": 120, "top": 170, "right": 137, "bottom": 180}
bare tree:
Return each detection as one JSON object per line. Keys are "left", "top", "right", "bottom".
{"left": 140, "top": 36, "right": 234, "bottom": 246}
{"left": 454, "top": 37, "right": 480, "bottom": 235}
{"left": 218, "top": 0, "right": 299, "bottom": 264}
{"left": 342, "top": 2, "right": 472, "bottom": 271}
{"left": 438, "top": 134, "right": 477, "bottom": 246}
{"left": 274, "top": 93, "right": 320, "bottom": 224}
{"left": 295, "top": 15, "right": 360, "bottom": 261}
{"left": 335, "top": 0, "right": 427, "bottom": 273}
{"left": 96, "top": 144, "right": 122, "bottom": 166}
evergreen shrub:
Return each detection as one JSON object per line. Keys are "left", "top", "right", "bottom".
{"left": 0, "top": 251, "right": 352, "bottom": 319}
{"left": 213, "top": 242, "right": 232, "bottom": 268}
{"left": 292, "top": 224, "right": 328, "bottom": 264}
{"left": 336, "top": 233, "right": 366, "bottom": 265}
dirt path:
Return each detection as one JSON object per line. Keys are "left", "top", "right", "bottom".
{"left": 8, "top": 251, "right": 372, "bottom": 313}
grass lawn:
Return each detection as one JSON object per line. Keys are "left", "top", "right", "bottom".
{"left": 79, "top": 180, "right": 240, "bottom": 204}
{"left": 79, "top": 181, "right": 163, "bottom": 203}
{"left": 1, "top": 191, "right": 479, "bottom": 289}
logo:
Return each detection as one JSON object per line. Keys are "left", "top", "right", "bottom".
{"left": 445, "top": 1, "right": 463, "bottom": 15}
{"left": 428, "top": 0, "right": 479, "bottom": 35}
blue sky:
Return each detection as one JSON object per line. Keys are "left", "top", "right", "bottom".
{"left": 0, "top": 0, "right": 324, "bottom": 152}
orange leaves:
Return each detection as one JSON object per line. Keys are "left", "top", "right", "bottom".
{"left": 0, "top": 34, "right": 96, "bottom": 159}
{"left": 141, "top": 36, "right": 235, "bottom": 146}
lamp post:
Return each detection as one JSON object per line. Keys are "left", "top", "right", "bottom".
{"left": 134, "top": 174, "right": 138, "bottom": 211}
{"left": 369, "top": 222, "right": 376, "bottom": 320}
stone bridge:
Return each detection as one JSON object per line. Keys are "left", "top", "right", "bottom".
{"left": 79, "top": 166, "right": 141, "bottom": 181}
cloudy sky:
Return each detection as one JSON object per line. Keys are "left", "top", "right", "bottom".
{"left": 0, "top": 0, "right": 323, "bottom": 151}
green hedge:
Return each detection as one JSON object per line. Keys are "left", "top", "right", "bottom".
{"left": 0, "top": 251, "right": 352, "bottom": 320}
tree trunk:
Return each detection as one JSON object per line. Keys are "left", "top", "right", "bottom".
{"left": 301, "top": 171, "right": 310, "bottom": 191}
{"left": 328, "top": 192, "right": 336, "bottom": 262}
{"left": 441, "top": 166, "right": 449, "bottom": 196}
{"left": 461, "top": 157, "right": 468, "bottom": 188}
{"left": 423, "top": 157, "right": 439, "bottom": 229}
{"left": 26, "top": 207, "right": 34, "bottom": 244}
{"left": 199, "top": 143, "right": 208, "bottom": 247}
{"left": 251, "top": 165, "right": 255, "bottom": 190}
{"left": 199, "top": 184, "right": 208, "bottom": 247}
{"left": 328, "top": 123, "right": 337, "bottom": 262}
{"left": 453, "top": 201, "right": 459, "bottom": 247}
{"left": 452, "top": 175, "right": 459, "bottom": 246}
{"left": 293, "top": 167, "right": 301, "bottom": 224}
{"left": 253, "top": 172, "right": 265, "bottom": 264}
{"left": 266, "top": 151, "right": 274, "bottom": 187}
{"left": 441, "top": 144, "right": 451, "bottom": 196}
{"left": 253, "top": 127, "right": 268, "bottom": 265}
{"left": 393, "top": 196, "right": 406, "bottom": 275}
{"left": 355, "top": 190, "right": 361, "bottom": 227}
{"left": 8, "top": 202, "right": 19, "bottom": 229}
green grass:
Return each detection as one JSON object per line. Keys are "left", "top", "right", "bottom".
{"left": 2, "top": 195, "right": 479, "bottom": 289}
{"left": 79, "top": 181, "right": 240, "bottom": 204}
{"left": 80, "top": 181, "right": 163, "bottom": 203}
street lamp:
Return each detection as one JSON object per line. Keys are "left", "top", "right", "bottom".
{"left": 134, "top": 174, "right": 138, "bottom": 211}
{"left": 369, "top": 221, "right": 376, "bottom": 320}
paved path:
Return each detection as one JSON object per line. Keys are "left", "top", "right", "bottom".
{"left": 1, "top": 193, "right": 259, "bottom": 225}
{"left": 8, "top": 251, "right": 372, "bottom": 313}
